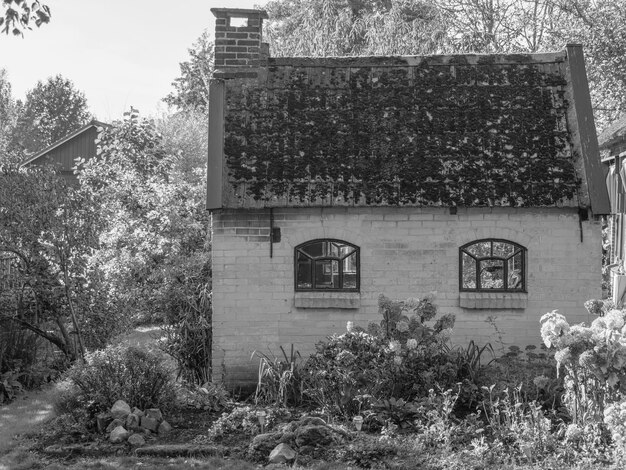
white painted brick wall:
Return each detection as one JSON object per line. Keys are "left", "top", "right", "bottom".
{"left": 211, "top": 206, "right": 602, "bottom": 386}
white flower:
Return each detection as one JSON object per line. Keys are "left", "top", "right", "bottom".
{"left": 592, "top": 317, "right": 608, "bottom": 331}
{"left": 533, "top": 375, "right": 549, "bottom": 390}
{"left": 565, "top": 424, "right": 583, "bottom": 441}
{"left": 605, "top": 310, "right": 625, "bottom": 330}
{"left": 396, "top": 321, "right": 409, "bottom": 333}
{"left": 389, "top": 340, "right": 401, "bottom": 353}
{"left": 346, "top": 321, "right": 354, "bottom": 333}
{"left": 406, "top": 338, "right": 418, "bottom": 350}
{"left": 393, "top": 356, "right": 403, "bottom": 365}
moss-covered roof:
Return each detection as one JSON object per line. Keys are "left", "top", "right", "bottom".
{"left": 209, "top": 48, "right": 608, "bottom": 212}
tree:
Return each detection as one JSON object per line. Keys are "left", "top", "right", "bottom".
{"left": 164, "top": 30, "right": 214, "bottom": 111}
{"left": 0, "top": 0, "right": 50, "bottom": 36}
{"left": 555, "top": 0, "right": 626, "bottom": 129}
{"left": 0, "top": 69, "right": 19, "bottom": 165}
{"left": 156, "top": 108, "right": 208, "bottom": 183}
{"left": 14, "top": 74, "right": 91, "bottom": 153}
{"left": 0, "top": 164, "right": 100, "bottom": 361}
{"left": 78, "top": 108, "right": 210, "bottom": 322}
{"left": 78, "top": 108, "right": 212, "bottom": 381}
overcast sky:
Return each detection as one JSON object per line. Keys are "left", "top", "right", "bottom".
{"left": 0, "top": 0, "right": 262, "bottom": 122}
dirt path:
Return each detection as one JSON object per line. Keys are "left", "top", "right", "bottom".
{"left": 0, "top": 325, "right": 166, "bottom": 461}
{"left": 0, "top": 382, "right": 60, "bottom": 456}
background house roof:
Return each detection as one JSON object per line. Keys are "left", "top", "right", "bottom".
{"left": 21, "top": 119, "right": 109, "bottom": 167}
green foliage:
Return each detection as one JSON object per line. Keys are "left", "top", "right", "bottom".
{"left": 0, "top": 368, "right": 24, "bottom": 403}
{"left": 224, "top": 60, "right": 577, "bottom": 207}
{"left": 163, "top": 30, "right": 213, "bottom": 111}
{"left": 78, "top": 108, "right": 210, "bottom": 325}
{"left": 13, "top": 74, "right": 91, "bottom": 153}
{"left": 302, "top": 294, "right": 458, "bottom": 417}
{"left": 540, "top": 308, "right": 626, "bottom": 424}
{"left": 0, "top": 164, "right": 112, "bottom": 361}
{"left": 175, "top": 381, "right": 230, "bottom": 412}
{"left": 159, "top": 260, "right": 212, "bottom": 384}
{"left": 0, "top": 0, "right": 50, "bottom": 36}
{"left": 481, "top": 384, "right": 556, "bottom": 459}
{"left": 207, "top": 405, "right": 291, "bottom": 439}
{"left": 254, "top": 345, "right": 303, "bottom": 408}
{"left": 66, "top": 344, "right": 175, "bottom": 413}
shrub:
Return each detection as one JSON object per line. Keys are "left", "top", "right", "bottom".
{"left": 254, "top": 344, "right": 303, "bottom": 408}
{"left": 302, "top": 293, "right": 458, "bottom": 417}
{"left": 540, "top": 308, "right": 626, "bottom": 424}
{"left": 66, "top": 344, "right": 175, "bottom": 414}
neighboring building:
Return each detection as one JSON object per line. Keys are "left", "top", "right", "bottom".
{"left": 599, "top": 113, "right": 626, "bottom": 303}
{"left": 21, "top": 120, "right": 107, "bottom": 184}
{"left": 208, "top": 8, "right": 610, "bottom": 386}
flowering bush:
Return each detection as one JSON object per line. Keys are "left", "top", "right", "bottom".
{"left": 302, "top": 293, "right": 458, "bottom": 417}
{"left": 540, "top": 307, "right": 626, "bottom": 424}
{"left": 604, "top": 400, "right": 626, "bottom": 455}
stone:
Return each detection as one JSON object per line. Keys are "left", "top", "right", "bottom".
{"left": 110, "top": 400, "right": 131, "bottom": 420}
{"left": 126, "top": 413, "right": 141, "bottom": 430}
{"left": 140, "top": 416, "right": 159, "bottom": 432}
{"left": 279, "top": 431, "right": 296, "bottom": 445}
{"left": 109, "top": 425, "right": 130, "bottom": 444}
{"left": 131, "top": 407, "right": 145, "bottom": 417}
{"left": 298, "top": 416, "right": 327, "bottom": 427}
{"left": 250, "top": 432, "right": 283, "bottom": 454}
{"left": 96, "top": 413, "right": 113, "bottom": 433}
{"left": 157, "top": 420, "right": 172, "bottom": 436}
{"left": 145, "top": 408, "right": 163, "bottom": 422}
{"left": 127, "top": 433, "right": 146, "bottom": 447}
{"left": 269, "top": 443, "right": 296, "bottom": 464}
{"left": 294, "top": 425, "right": 334, "bottom": 448}
{"left": 105, "top": 419, "right": 124, "bottom": 434}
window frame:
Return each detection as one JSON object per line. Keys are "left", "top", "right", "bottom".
{"left": 294, "top": 239, "right": 360, "bottom": 292}
{"left": 459, "top": 238, "right": 527, "bottom": 293}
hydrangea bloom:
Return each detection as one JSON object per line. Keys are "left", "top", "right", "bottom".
{"left": 388, "top": 340, "right": 401, "bottom": 353}
{"left": 406, "top": 338, "right": 418, "bottom": 350}
{"left": 396, "top": 321, "right": 409, "bottom": 333}
{"left": 533, "top": 375, "right": 549, "bottom": 390}
{"left": 540, "top": 310, "right": 569, "bottom": 348}
{"left": 605, "top": 309, "right": 625, "bottom": 330}
{"left": 346, "top": 321, "right": 354, "bottom": 333}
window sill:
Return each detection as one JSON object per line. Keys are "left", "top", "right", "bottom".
{"left": 459, "top": 291, "right": 527, "bottom": 309}
{"left": 294, "top": 291, "right": 361, "bottom": 309}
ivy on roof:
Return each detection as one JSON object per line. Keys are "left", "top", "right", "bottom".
{"left": 223, "top": 59, "right": 579, "bottom": 207}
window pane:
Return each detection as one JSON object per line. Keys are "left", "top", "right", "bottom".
{"left": 508, "top": 253, "right": 523, "bottom": 289}
{"left": 493, "top": 241, "right": 515, "bottom": 258}
{"left": 301, "top": 242, "right": 323, "bottom": 258}
{"left": 296, "top": 252, "right": 312, "bottom": 289}
{"left": 315, "top": 259, "right": 339, "bottom": 289}
{"left": 462, "top": 252, "right": 476, "bottom": 289}
{"left": 343, "top": 252, "right": 358, "bottom": 289}
{"left": 480, "top": 259, "right": 504, "bottom": 289}
{"left": 466, "top": 241, "right": 491, "bottom": 258}
{"left": 339, "top": 244, "right": 355, "bottom": 258}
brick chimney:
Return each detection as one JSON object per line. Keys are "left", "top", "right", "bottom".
{"left": 211, "top": 8, "right": 269, "bottom": 79}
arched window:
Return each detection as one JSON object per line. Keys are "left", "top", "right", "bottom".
{"left": 295, "top": 239, "right": 359, "bottom": 291}
{"left": 460, "top": 239, "right": 526, "bottom": 292}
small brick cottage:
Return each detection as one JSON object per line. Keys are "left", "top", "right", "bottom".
{"left": 207, "top": 8, "right": 610, "bottom": 385}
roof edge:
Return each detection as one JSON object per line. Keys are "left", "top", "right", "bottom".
{"left": 21, "top": 120, "right": 109, "bottom": 167}
{"left": 267, "top": 50, "right": 567, "bottom": 68}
